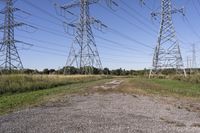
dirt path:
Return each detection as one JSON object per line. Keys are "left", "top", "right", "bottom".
{"left": 1, "top": 80, "right": 200, "bottom": 133}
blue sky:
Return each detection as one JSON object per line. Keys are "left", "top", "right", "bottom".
{"left": 0, "top": 0, "right": 199, "bottom": 70}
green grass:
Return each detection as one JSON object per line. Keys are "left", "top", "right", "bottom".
{"left": 126, "top": 77, "right": 200, "bottom": 97}
{"left": 2, "top": 75, "right": 200, "bottom": 115}
{"left": 0, "top": 78, "right": 111, "bottom": 115}
{"left": 0, "top": 74, "right": 107, "bottom": 94}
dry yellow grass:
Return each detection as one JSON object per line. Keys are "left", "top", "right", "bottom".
{"left": 0, "top": 74, "right": 106, "bottom": 94}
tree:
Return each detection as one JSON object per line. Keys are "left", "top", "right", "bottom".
{"left": 103, "top": 68, "right": 110, "bottom": 75}
{"left": 43, "top": 69, "right": 49, "bottom": 74}
{"left": 49, "top": 69, "right": 56, "bottom": 74}
{"left": 64, "top": 66, "right": 78, "bottom": 74}
{"left": 111, "top": 68, "right": 123, "bottom": 75}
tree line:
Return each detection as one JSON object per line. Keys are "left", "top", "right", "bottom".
{"left": 0, "top": 66, "right": 197, "bottom": 76}
{"left": 0, "top": 66, "right": 148, "bottom": 76}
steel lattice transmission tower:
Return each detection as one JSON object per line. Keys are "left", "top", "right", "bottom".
{"left": 0, "top": 0, "right": 33, "bottom": 73}
{"left": 148, "top": 0, "right": 186, "bottom": 77}
{"left": 192, "top": 43, "right": 197, "bottom": 69}
{"left": 55, "top": 0, "right": 117, "bottom": 74}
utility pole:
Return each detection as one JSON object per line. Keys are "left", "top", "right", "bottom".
{"left": 141, "top": 0, "right": 186, "bottom": 78}
{"left": 0, "top": 0, "right": 34, "bottom": 73}
{"left": 55, "top": 0, "right": 117, "bottom": 74}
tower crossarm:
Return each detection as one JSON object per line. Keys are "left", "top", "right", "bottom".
{"left": 0, "top": 40, "right": 33, "bottom": 46}
{"left": 60, "top": 0, "right": 99, "bottom": 10}
{"left": 0, "top": 7, "right": 19, "bottom": 14}
{"left": 63, "top": 17, "right": 107, "bottom": 35}
{"left": 140, "top": 0, "right": 185, "bottom": 17}
{"left": 0, "top": 22, "right": 24, "bottom": 30}
{"left": 151, "top": 7, "right": 184, "bottom": 19}
{"left": 60, "top": 0, "right": 117, "bottom": 10}
{"left": 0, "top": 22, "right": 36, "bottom": 30}
{"left": 90, "top": 17, "right": 108, "bottom": 30}
{"left": 14, "top": 40, "right": 34, "bottom": 46}
{"left": 60, "top": 0, "right": 80, "bottom": 10}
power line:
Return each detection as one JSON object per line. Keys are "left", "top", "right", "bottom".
{"left": 21, "top": 0, "right": 63, "bottom": 22}
{"left": 23, "top": 48, "right": 67, "bottom": 57}
{"left": 119, "top": 0, "right": 157, "bottom": 32}
{"left": 107, "top": 27, "right": 154, "bottom": 49}
{"left": 102, "top": 57, "right": 150, "bottom": 64}
{"left": 17, "top": 9, "right": 64, "bottom": 28}
{"left": 142, "top": 1, "right": 155, "bottom": 11}
{"left": 26, "top": 36, "right": 152, "bottom": 59}
{"left": 23, "top": 46, "right": 150, "bottom": 63}
{"left": 16, "top": 34, "right": 69, "bottom": 48}
{"left": 95, "top": 35, "right": 152, "bottom": 53}
{"left": 96, "top": 3, "right": 154, "bottom": 49}
{"left": 15, "top": 16, "right": 152, "bottom": 55}
{"left": 98, "top": 3, "right": 156, "bottom": 38}
{"left": 15, "top": 16, "right": 67, "bottom": 38}
{"left": 14, "top": 0, "right": 162, "bottom": 68}
{"left": 184, "top": 16, "right": 200, "bottom": 38}
{"left": 18, "top": 1, "right": 153, "bottom": 53}
{"left": 120, "top": 0, "right": 151, "bottom": 23}
{"left": 17, "top": 33, "right": 152, "bottom": 58}
{"left": 15, "top": 38, "right": 151, "bottom": 61}
{"left": 192, "top": 0, "right": 200, "bottom": 17}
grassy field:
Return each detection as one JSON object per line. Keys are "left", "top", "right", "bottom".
{"left": 118, "top": 77, "right": 200, "bottom": 98}
{"left": 0, "top": 74, "right": 107, "bottom": 94}
{"left": 1, "top": 75, "right": 200, "bottom": 115}
{"left": 0, "top": 75, "right": 112, "bottom": 115}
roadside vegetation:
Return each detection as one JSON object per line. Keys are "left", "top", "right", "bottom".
{"left": 0, "top": 75, "right": 112, "bottom": 115}
{"left": 0, "top": 74, "right": 108, "bottom": 95}
{"left": 118, "top": 77, "right": 200, "bottom": 98}
{"left": 1, "top": 71, "right": 200, "bottom": 115}
{"left": 171, "top": 74, "right": 200, "bottom": 84}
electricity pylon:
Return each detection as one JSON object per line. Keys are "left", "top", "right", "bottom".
{"left": 0, "top": 0, "right": 34, "bottom": 73}
{"left": 55, "top": 0, "right": 118, "bottom": 74}
{"left": 145, "top": 0, "right": 186, "bottom": 77}
{"left": 192, "top": 43, "right": 197, "bottom": 69}
{"left": 187, "top": 56, "right": 192, "bottom": 74}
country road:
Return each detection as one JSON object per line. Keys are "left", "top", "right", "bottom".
{"left": 1, "top": 80, "right": 200, "bottom": 133}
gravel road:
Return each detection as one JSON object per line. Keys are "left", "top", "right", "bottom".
{"left": 1, "top": 80, "right": 200, "bottom": 133}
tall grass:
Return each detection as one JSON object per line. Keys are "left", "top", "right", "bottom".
{"left": 0, "top": 78, "right": 111, "bottom": 115}
{"left": 170, "top": 74, "right": 200, "bottom": 83}
{"left": 0, "top": 74, "right": 106, "bottom": 95}
{"left": 147, "top": 74, "right": 200, "bottom": 84}
{"left": 127, "top": 78, "right": 200, "bottom": 98}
